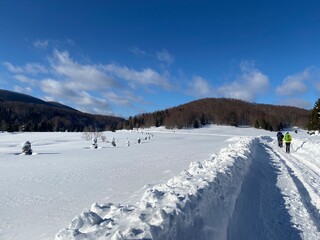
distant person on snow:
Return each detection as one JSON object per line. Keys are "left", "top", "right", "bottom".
{"left": 277, "top": 131, "right": 284, "bottom": 147}
{"left": 283, "top": 132, "right": 292, "bottom": 153}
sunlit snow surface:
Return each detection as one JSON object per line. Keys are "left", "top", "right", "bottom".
{"left": 0, "top": 126, "right": 319, "bottom": 240}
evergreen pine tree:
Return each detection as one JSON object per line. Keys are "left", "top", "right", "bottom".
{"left": 260, "top": 119, "right": 268, "bottom": 130}
{"left": 254, "top": 120, "right": 260, "bottom": 129}
{"left": 200, "top": 113, "right": 206, "bottom": 125}
{"left": 308, "top": 98, "right": 320, "bottom": 130}
{"left": 193, "top": 120, "right": 199, "bottom": 128}
{"left": 228, "top": 112, "right": 238, "bottom": 127}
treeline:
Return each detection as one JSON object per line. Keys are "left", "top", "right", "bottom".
{"left": 0, "top": 101, "right": 124, "bottom": 132}
{"left": 125, "top": 98, "right": 311, "bottom": 131}
{"left": 308, "top": 98, "right": 320, "bottom": 130}
{"left": 0, "top": 88, "right": 313, "bottom": 132}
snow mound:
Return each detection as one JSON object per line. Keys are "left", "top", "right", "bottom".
{"left": 291, "top": 134, "right": 320, "bottom": 158}
{"left": 56, "top": 137, "right": 256, "bottom": 240}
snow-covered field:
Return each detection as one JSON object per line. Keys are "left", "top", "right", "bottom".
{"left": 0, "top": 125, "right": 319, "bottom": 240}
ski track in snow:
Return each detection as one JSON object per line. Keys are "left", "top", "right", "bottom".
{"left": 1, "top": 127, "right": 320, "bottom": 240}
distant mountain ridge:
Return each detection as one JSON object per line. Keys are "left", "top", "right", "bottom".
{"left": 0, "top": 89, "right": 124, "bottom": 132}
{"left": 126, "top": 98, "right": 311, "bottom": 130}
{"left": 0, "top": 89, "right": 78, "bottom": 111}
{"left": 0, "top": 89, "right": 312, "bottom": 132}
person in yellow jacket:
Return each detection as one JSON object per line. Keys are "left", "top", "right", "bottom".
{"left": 283, "top": 132, "right": 292, "bottom": 153}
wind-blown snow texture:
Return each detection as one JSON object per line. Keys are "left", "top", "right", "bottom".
{"left": 1, "top": 126, "right": 320, "bottom": 240}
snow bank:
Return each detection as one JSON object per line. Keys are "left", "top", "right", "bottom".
{"left": 292, "top": 135, "right": 320, "bottom": 156}
{"left": 56, "top": 137, "right": 257, "bottom": 240}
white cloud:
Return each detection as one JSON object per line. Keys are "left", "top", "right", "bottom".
{"left": 276, "top": 69, "right": 309, "bottom": 96}
{"left": 3, "top": 61, "right": 47, "bottom": 75}
{"left": 33, "top": 39, "right": 49, "bottom": 49}
{"left": 185, "top": 61, "right": 269, "bottom": 101}
{"left": 239, "top": 60, "right": 256, "bottom": 72}
{"left": 187, "top": 76, "right": 212, "bottom": 97}
{"left": 2, "top": 62, "right": 23, "bottom": 73}
{"left": 130, "top": 46, "right": 146, "bottom": 56}
{"left": 77, "top": 91, "right": 108, "bottom": 106}
{"left": 218, "top": 81, "right": 253, "bottom": 100}
{"left": 105, "top": 90, "right": 146, "bottom": 107}
{"left": 308, "top": 67, "right": 320, "bottom": 93}
{"left": 43, "top": 96, "right": 55, "bottom": 102}
{"left": 279, "top": 98, "right": 311, "bottom": 109}
{"left": 14, "top": 75, "right": 36, "bottom": 84}
{"left": 24, "top": 63, "right": 47, "bottom": 74}
{"left": 50, "top": 50, "right": 119, "bottom": 91}
{"left": 315, "top": 82, "right": 320, "bottom": 92}
{"left": 241, "top": 69, "right": 269, "bottom": 93}
{"left": 3, "top": 49, "right": 177, "bottom": 115}
{"left": 40, "top": 78, "right": 77, "bottom": 97}
{"left": 156, "top": 49, "right": 174, "bottom": 66}
{"left": 13, "top": 85, "right": 32, "bottom": 94}
{"left": 74, "top": 91, "right": 111, "bottom": 115}
{"left": 40, "top": 78, "right": 112, "bottom": 114}
{"left": 50, "top": 50, "right": 172, "bottom": 92}
{"left": 104, "top": 63, "right": 172, "bottom": 90}
{"left": 105, "top": 91, "right": 132, "bottom": 107}
{"left": 42, "top": 50, "right": 169, "bottom": 115}
{"left": 218, "top": 61, "right": 269, "bottom": 101}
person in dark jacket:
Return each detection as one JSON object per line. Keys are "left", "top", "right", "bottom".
{"left": 276, "top": 131, "right": 284, "bottom": 147}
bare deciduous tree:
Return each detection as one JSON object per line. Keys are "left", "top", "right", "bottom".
{"left": 82, "top": 128, "right": 105, "bottom": 142}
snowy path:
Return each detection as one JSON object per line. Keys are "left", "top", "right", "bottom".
{"left": 227, "top": 137, "right": 320, "bottom": 240}
{"left": 227, "top": 140, "right": 302, "bottom": 240}
{"left": 264, "top": 138, "right": 320, "bottom": 239}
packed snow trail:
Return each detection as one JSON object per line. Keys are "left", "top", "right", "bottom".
{"left": 262, "top": 137, "right": 320, "bottom": 239}
{"left": 227, "top": 139, "right": 302, "bottom": 240}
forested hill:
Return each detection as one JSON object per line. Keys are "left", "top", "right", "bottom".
{"left": 126, "top": 98, "right": 311, "bottom": 131}
{"left": 0, "top": 89, "right": 78, "bottom": 111}
{"left": 0, "top": 90, "right": 312, "bottom": 132}
{"left": 0, "top": 89, "right": 124, "bottom": 132}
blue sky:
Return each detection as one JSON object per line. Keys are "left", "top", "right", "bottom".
{"left": 0, "top": 0, "right": 319, "bottom": 117}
